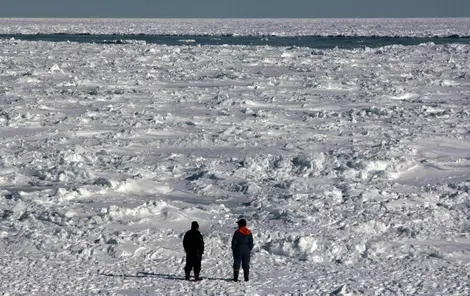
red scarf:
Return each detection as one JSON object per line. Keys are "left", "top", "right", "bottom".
{"left": 238, "top": 226, "right": 251, "bottom": 235}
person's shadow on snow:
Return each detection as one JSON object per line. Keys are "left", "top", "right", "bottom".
{"left": 101, "top": 271, "right": 232, "bottom": 281}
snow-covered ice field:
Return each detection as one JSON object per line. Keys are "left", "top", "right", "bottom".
{"left": 1, "top": 18, "right": 470, "bottom": 37}
{"left": 1, "top": 19, "right": 470, "bottom": 295}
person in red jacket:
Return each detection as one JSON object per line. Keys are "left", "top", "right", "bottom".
{"left": 183, "top": 221, "right": 204, "bottom": 281}
{"left": 231, "top": 219, "right": 254, "bottom": 282}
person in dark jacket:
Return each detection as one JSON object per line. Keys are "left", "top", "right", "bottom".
{"left": 183, "top": 221, "right": 204, "bottom": 281}
{"left": 231, "top": 219, "right": 254, "bottom": 282}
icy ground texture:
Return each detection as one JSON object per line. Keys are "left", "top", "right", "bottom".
{"left": 1, "top": 39, "right": 470, "bottom": 295}
{"left": 1, "top": 18, "right": 470, "bottom": 37}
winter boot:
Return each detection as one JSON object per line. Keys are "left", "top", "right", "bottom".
{"left": 194, "top": 270, "right": 201, "bottom": 281}
{"left": 243, "top": 268, "right": 249, "bottom": 282}
{"left": 233, "top": 269, "right": 240, "bottom": 282}
{"left": 184, "top": 268, "right": 191, "bottom": 281}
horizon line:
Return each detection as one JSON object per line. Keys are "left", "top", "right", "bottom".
{"left": 1, "top": 17, "right": 469, "bottom": 20}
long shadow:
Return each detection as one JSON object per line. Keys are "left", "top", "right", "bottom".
{"left": 101, "top": 271, "right": 231, "bottom": 282}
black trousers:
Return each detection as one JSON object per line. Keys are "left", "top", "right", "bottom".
{"left": 233, "top": 249, "right": 250, "bottom": 270}
{"left": 185, "top": 254, "right": 202, "bottom": 273}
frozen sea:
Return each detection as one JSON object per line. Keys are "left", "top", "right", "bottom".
{"left": 2, "top": 34, "right": 470, "bottom": 49}
{"left": 0, "top": 19, "right": 469, "bottom": 295}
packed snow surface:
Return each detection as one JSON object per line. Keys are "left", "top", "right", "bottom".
{"left": 1, "top": 18, "right": 470, "bottom": 37}
{"left": 1, "top": 32, "right": 470, "bottom": 295}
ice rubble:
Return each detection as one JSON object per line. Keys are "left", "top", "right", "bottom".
{"left": 0, "top": 37, "right": 469, "bottom": 295}
{"left": 0, "top": 18, "right": 469, "bottom": 37}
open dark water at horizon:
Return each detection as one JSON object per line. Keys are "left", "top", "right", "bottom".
{"left": 1, "top": 34, "right": 470, "bottom": 49}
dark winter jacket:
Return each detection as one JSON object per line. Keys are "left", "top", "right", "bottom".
{"left": 231, "top": 226, "right": 254, "bottom": 254}
{"left": 183, "top": 229, "right": 204, "bottom": 257}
